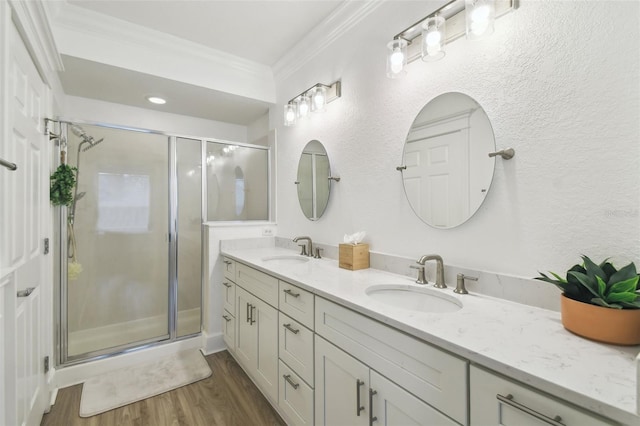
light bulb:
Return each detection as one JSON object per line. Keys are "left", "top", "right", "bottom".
{"left": 311, "top": 86, "right": 327, "bottom": 112}
{"left": 390, "top": 49, "right": 404, "bottom": 74}
{"left": 284, "top": 103, "right": 297, "bottom": 126}
{"left": 298, "top": 95, "right": 310, "bottom": 118}
{"left": 421, "top": 15, "right": 446, "bottom": 62}
{"left": 386, "top": 38, "right": 408, "bottom": 78}
{"left": 465, "top": 0, "right": 495, "bottom": 39}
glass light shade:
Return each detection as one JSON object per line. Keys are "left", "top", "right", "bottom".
{"left": 284, "top": 103, "right": 297, "bottom": 126}
{"left": 297, "top": 95, "right": 311, "bottom": 118}
{"left": 311, "top": 86, "right": 327, "bottom": 113}
{"left": 421, "top": 15, "right": 446, "bottom": 62}
{"left": 386, "top": 39, "right": 408, "bottom": 78}
{"left": 465, "top": 0, "right": 495, "bottom": 40}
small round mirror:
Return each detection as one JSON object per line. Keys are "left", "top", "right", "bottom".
{"left": 401, "top": 92, "right": 496, "bottom": 228}
{"left": 296, "top": 140, "right": 332, "bottom": 221}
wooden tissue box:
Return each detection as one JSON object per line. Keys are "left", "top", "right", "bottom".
{"left": 339, "top": 243, "right": 369, "bottom": 271}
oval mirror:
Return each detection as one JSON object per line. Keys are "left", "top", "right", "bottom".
{"left": 401, "top": 92, "right": 496, "bottom": 228}
{"left": 296, "top": 140, "right": 332, "bottom": 221}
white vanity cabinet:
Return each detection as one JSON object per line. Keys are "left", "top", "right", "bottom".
{"left": 315, "top": 296, "right": 467, "bottom": 425}
{"left": 470, "top": 366, "right": 616, "bottom": 426}
{"left": 315, "top": 335, "right": 456, "bottom": 426}
{"left": 235, "top": 285, "right": 279, "bottom": 403}
{"left": 221, "top": 257, "right": 236, "bottom": 350}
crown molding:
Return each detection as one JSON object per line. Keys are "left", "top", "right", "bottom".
{"left": 8, "top": 0, "right": 64, "bottom": 83}
{"left": 52, "top": 3, "right": 273, "bottom": 80}
{"left": 273, "top": 0, "right": 386, "bottom": 82}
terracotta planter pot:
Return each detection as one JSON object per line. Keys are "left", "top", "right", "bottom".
{"left": 561, "top": 294, "right": 640, "bottom": 345}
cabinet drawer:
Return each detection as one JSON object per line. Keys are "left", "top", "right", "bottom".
{"left": 279, "top": 281, "right": 314, "bottom": 329}
{"left": 315, "top": 297, "right": 468, "bottom": 425}
{"left": 222, "top": 257, "right": 236, "bottom": 281}
{"left": 279, "top": 360, "right": 314, "bottom": 426}
{"left": 222, "top": 279, "right": 235, "bottom": 315}
{"left": 470, "top": 366, "right": 616, "bottom": 425}
{"left": 236, "top": 263, "right": 278, "bottom": 307}
{"left": 279, "top": 313, "right": 314, "bottom": 386}
{"left": 222, "top": 310, "right": 235, "bottom": 352}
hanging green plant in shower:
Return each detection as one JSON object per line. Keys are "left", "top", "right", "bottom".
{"left": 50, "top": 164, "right": 78, "bottom": 206}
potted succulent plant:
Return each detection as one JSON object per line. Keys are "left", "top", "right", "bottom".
{"left": 536, "top": 255, "right": 640, "bottom": 345}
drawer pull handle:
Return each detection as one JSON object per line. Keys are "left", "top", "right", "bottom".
{"left": 283, "top": 323, "right": 300, "bottom": 334}
{"left": 222, "top": 282, "right": 232, "bottom": 288}
{"left": 283, "top": 374, "right": 299, "bottom": 389}
{"left": 356, "top": 379, "right": 365, "bottom": 416}
{"left": 497, "top": 394, "right": 565, "bottom": 426}
{"left": 223, "top": 260, "right": 232, "bottom": 265}
{"left": 250, "top": 305, "right": 256, "bottom": 325}
{"left": 369, "top": 389, "right": 378, "bottom": 425}
{"left": 283, "top": 288, "right": 300, "bottom": 298}
{"left": 246, "top": 303, "right": 251, "bottom": 323}
{"left": 222, "top": 315, "right": 231, "bottom": 322}
{"left": 17, "top": 287, "right": 35, "bottom": 298}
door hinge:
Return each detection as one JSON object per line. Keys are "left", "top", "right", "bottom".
{"left": 44, "top": 238, "right": 49, "bottom": 255}
{"left": 44, "top": 356, "right": 50, "bottom": 373}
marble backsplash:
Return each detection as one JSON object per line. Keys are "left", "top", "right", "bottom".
{"left": 220, "top": 236, "right": 561, "bottom": 312}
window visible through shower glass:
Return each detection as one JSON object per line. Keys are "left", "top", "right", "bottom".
{"left": 206, "top": 142, "right": 269, "bottom": 221}
{"left": 66, "top": 126, "right": 170, "bottom": 357}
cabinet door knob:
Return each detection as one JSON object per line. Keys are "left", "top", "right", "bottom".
{"left": 283, "top": 374, "right": 300, "bottom": 389}
{"left": 496, "top": 394, "right": 565, "bottom": 426}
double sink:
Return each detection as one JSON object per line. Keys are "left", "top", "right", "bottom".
{"left": 261, "top": 254, "right": 462, "bottom": 314}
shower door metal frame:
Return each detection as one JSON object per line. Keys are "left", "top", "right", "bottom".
{"left": 54, "top": 120, "right": 211, "bottom": 367}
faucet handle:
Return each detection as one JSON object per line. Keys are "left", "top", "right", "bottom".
{"left": 410, "top": 264, "right": 427, "bottom": 284}
{"left": 314, "top": 247, "right": 323, "bottom": 259}
{"left": 298, "top": 244, "right": 308, "bottom": 256}
{"left": 455, "top": 273, "right": 478, "bottom": 294}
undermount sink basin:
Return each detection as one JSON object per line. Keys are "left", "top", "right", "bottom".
{"left": 366, "top": 285, "right": 462, "bottom": 313}
{"left": 261, "top": 255, "right": 310, "bottom": 265}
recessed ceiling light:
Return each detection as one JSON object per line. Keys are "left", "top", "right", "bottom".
{"left": 146, "top": 96, "right": 166, "bottom": 105}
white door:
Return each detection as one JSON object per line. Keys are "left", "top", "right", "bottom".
{"left": 315, "top": 336, "right": 369, "bottom": 426}
{"left": 235, "top": 286, "right": 257, "bottom": 370}
{"left": 370, "top": 370, "right": 457, "bottom": 426}
{"left": 253, "top": 296, "right": 278, "bottom": 402}
{"left": 403, "top": 130, "right": 469, "bottom": 227}
{"left": 0, "top": 20, "right": 50, "bottom": 426}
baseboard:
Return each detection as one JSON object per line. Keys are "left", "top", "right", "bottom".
{"left": 201, "top": 330, "right": 226, "bottom": 355}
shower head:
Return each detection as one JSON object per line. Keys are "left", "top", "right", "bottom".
{"left": 81, "top": 138, "right": 104, "bottom": 152}
{"left": 71, "top": 124, "right": 104, "bottom": 149}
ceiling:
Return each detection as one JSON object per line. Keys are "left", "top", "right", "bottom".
{"left": 55, "top": 1, "right": 346, "bottom": 126}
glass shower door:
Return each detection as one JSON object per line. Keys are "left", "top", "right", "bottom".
{"left": 65, "top": 125, "right": 170, "bottom": 359}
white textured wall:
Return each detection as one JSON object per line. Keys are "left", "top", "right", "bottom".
{"left": 274, "top": 1, "right": 640, "bottom": 282}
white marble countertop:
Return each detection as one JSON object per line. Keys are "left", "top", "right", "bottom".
{"left": 221, "top": 246, "right": 640, "bottom": 425}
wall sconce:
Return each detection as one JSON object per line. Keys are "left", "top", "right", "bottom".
{"left": 386, "top": 0, "right": 517, "bottom": 78}
{"left": 284, "top": 80, "right": 341, "bottom": 127}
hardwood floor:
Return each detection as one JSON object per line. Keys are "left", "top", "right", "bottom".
{"left": 41, "top": 350, "right": 286, "bottom": 426}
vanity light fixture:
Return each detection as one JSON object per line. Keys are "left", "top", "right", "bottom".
{"left": 386, "top": 0, "right": 516, "bottom": 78}
{"left": 284, "top": 80, "right": 341, "bottom": 127}
{"left": 146, "top": 96, "right": 166, "bottom": 105}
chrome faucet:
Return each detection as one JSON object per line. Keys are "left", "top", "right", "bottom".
{"left": 417, "top": 254, "right": 446, "bottom": 288}
{"left": 293, "top": 236, "right": 313, "bottom": 257}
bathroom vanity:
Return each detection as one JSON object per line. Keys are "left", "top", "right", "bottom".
{"left": 219, "top": 246, "right": 639, "bottom": 426}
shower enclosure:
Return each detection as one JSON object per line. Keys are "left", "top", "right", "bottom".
{"left": 58, "top": 123, "right": 204, "bottom": 364}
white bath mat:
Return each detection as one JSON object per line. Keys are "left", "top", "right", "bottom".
{"left": 79, "top": 349, "right": 212, "bottom": 417}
